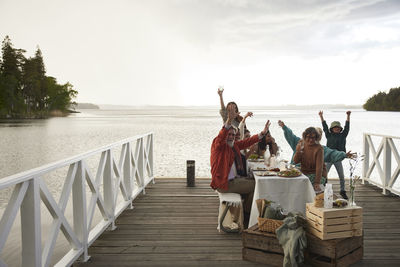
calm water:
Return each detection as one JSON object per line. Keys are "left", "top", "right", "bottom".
{"left": 1, "top": 107, "right": 400, "bottom": 180}
{"left": 0, "top": 107, "right": 400, "bottom": 264}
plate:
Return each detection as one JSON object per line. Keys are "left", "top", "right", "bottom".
{"left": 254, "top": 171, "right": 277, "bottom": 176}
{"left": 248, "top": 158, "right": 264, "bottom": 162}
{"left": 277, "top": 173, "right": 301, "bottom": 178}
{"left": 277, "top": 170, "right": 302, "bottom": 178}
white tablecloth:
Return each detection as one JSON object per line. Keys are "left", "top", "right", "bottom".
{"left": 248, "top": 162, "right": 316, "bottom": 228}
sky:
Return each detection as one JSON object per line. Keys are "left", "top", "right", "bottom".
{"left": 1, "top": 0, "right": 400, "bottom": 106}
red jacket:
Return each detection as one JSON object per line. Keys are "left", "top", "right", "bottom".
{"left": 210, "top": 127, "right": 260, "bottom": 190}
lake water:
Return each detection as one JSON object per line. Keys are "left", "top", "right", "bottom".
{"left": 0, "top": 107, "right": 400, "bottom": 265}
{"left": 1, "top": 107, "right": 400, "bottom": 181}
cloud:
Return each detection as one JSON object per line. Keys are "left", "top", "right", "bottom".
{"left": 1, "top": 0, "right": 399, "bottom": 105}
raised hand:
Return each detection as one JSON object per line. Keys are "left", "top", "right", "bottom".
{"left": 318, "top": 110, "right": 324, "bottom": 121}
{"left": 217, "top": 87, "right": 224, "bottom": 97}
{"left": 278, "top": 120, "right": 285, "bottom": 128}
{"left": 346, "top": 110, "right": 351, "bottom": 116}
{"left": 346, "top": 151, "right": 357, "bottom": 159}
{"left": 245, "top": 112, "right": 253, "bottom": 118}
{"left": 261, "top": 120, "right": 271, "bottom": 136}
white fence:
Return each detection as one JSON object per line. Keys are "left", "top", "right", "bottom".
{"left": 0, "top": 133, "right": 154, "bottom": 267}
{"left": 362, "top": 133, "right": 400, "bottom": 195}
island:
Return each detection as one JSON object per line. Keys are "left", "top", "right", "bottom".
{"left": 0, "top": 36, "right": 77, "bottom": 119}
{"left": 363, "top": 87, "right": 400, "bottom": 111}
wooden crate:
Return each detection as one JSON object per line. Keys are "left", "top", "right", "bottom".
{"left": 306, "top": 203, "right": 363, "bottom": 240}
{"left": 242, "top": 225, "right": 283, "bottom": 266}
{"left": 243, "top": 223, "right": 363, "bottom": 267}
{"left": 306, "top": 232, "right": 363, "bottom": 267}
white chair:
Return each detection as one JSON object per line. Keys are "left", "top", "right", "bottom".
{"left": 216, "top": 192, "right": 243, "bottom": 233}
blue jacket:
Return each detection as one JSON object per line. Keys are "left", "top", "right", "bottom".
{"left": 282, "top": 125, "right": 347, "bottom": 164}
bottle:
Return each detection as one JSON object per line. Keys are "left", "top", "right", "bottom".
{"left": 324, "top": 183, "right": 333, "bottom": 208}
{"left": 270, "top": 154, "right": 277, "bottom": 168}
{"left": 264, "top": 145, "right": 270, "bottom": 167}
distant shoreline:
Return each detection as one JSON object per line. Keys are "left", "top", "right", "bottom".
{"left": 96, "top": 104, "right": 363, "bottom": 110}
{"left": 0, "top": 110, "right": 81, "bottom": 120}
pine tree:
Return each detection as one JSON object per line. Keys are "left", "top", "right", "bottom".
{"left": 21, "top": 47, "right": 47, "bottom": 112}
{"left": 0, "top": 36, "right": 26, "bottom": 115}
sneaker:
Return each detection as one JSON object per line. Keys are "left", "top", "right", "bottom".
{"left": 340, "top": 190, "right": 348, "bottom": 200}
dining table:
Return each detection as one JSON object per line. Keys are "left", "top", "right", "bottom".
{"left": 248, "top": 160, "right": 316, "bottom": 228}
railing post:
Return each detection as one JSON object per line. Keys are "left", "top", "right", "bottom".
{"left": 123, "top": 142, "right": 133, "bottom": 200}
{"left": 362, "top": 133, "right": 369, "bottom": 184}
{"left": 149, "top": 134, "right": 154, "bottom": 183}
{"left": 73, "top": 161, "right": 90, "bottom": 262}
{"left": 20, "top": 178, "right": 41, "bottom": 267}
{"left": 138, "top": 138, "right": 145, "bottom": 192}
{"left": 383, "top": 137, "right": 391, "bottom": 195}
{"left": 104, "top": 149, "right": 116, "bottom": 230}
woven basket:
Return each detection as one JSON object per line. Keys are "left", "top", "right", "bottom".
{"left": 257, "top": 217, "right": 284, "bottom": 233}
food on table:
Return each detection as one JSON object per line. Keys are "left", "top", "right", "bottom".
{"left": 333, "top": 198, "right": 348, "bottom": 208}
{"left": 268, "top": 167, "right": 280, "bottom": 172}
{"left": 277, "top": 168, "right": 302, "bottom": 177}
{"left": 248, "top": 154, "right": 258, "bottom": 160}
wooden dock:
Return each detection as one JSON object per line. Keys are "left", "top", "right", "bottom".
{"left": 73, "top": 178, "right": 400, "bottom": 267}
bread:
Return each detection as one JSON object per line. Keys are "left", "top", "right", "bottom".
{"left": 314, "top": 193, "right": 324, "bottom": 208}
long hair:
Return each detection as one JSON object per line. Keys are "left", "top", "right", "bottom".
{"left": 226, "top": 101, "right": 243, "bottom": 121}
{"left": 226, "top": 101, "right": 239, "bottom": 113}
{"left": 258, "top": 134, "right": 267, "bottom": 151}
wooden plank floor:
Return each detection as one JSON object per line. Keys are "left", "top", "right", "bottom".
{"left": 74, "top": 178, "right": 400, "bottom": 267}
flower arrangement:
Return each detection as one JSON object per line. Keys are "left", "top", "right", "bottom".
{"left": 348, "top": 153, "right": 364, "bottom": 206}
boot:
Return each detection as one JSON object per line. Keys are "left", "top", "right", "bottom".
{"left": 340, "top": 190, "right": 348, "bottom": 200}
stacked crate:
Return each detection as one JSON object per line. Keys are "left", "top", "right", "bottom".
{"left": 242, "top": 203, "right": 364, "bottom": 266}
{"left": 305, "top": 203, "right": 364, "bottom": 266}
{"left": 242, "top": 225, "right": 284, "bottom": 266}
{"left": 306, "top": 203, "right": 363, "bottom": 240}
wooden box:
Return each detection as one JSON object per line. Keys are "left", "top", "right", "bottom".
{"left": 243, "top": 224, "right": 363, "bottom": 267}
{"left": 306, "top": 233, "right": 363, "bottom": 267}
{"left": 242, "top": 225, "right": 283, "bottom": 266}
{"left": 306, "top": 203, "right": 363, "bottom": 240}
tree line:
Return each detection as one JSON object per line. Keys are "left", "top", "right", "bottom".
{"left": 0, "top": 36, "right": 77, "bottom": 118}
{"left": 363, "top": 87, "right": 400, "bottom": 111}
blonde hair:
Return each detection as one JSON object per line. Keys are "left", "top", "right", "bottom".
{"left": 315, "top": 127, "right": 323, "bottom": 142}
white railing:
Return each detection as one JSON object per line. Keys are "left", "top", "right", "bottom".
{"left": 0, "top": 133, "right": 154, "bottom": 267}
{"left": 362, "top": 133, "right": 400, "bottom": 195}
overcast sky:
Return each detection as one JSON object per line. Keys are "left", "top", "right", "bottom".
{"left": 1, "top": 0, "right": 400, "bottom": 106}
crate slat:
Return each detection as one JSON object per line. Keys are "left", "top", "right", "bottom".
{"left": 306, "top": 203, "right": 363, "bottom": 240}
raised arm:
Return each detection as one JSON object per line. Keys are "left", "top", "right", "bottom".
{"left": 218, "top": 87, "right": 225, "bottom": 110}
{"left": 319, "top": 110, "right": 330, "bottom": 137}
{"left": 342, "top": 111, "right": 351, "bottom": 136}
{"left": 237, "top": 120, "right": 270, "bottom": 150}
{"left": 278, "top": 120, "right": 300, "bottom": 152}
{"left": 239, "top": 112, "right": 253, "bottom": 139}
{"left": 318, "top": 110, "right": 324, "bottom": 122}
